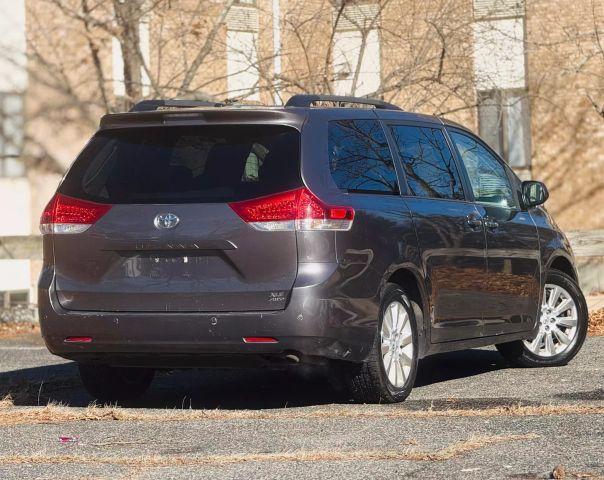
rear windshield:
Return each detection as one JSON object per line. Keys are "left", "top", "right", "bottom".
{"left": 60, "top": 125, "right": 301, "bottom": 204}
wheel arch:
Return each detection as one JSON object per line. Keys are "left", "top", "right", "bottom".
{"left": 548, "top": 254, "right": 578, "bottom": 281}
{"left": 382, "top": 267, "right": 429, "bottom": 358}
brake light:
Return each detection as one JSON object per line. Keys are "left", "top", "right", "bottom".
{"left": 229, "top": 187, "right": 354, "bottom": 231}
{"left": 40, "top": 194, "right": 112, "bottom": 234}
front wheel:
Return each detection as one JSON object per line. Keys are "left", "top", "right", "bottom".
{"left": 496, "top": 270, "right": 588, "bottom": 367}
{"left": 342, "top": 284, "right": 419, "bottom": 403}
{"left": 78, "top": 364, "right": 155, "bottom": 402}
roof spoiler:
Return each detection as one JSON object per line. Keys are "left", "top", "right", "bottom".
{"left": 130, "top": 99, "right": 224, "bottom": 112}
{"left": 284, "top": 94, "right": 401, "bottom": 111}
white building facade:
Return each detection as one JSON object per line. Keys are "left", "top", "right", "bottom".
{"left": 0, "top": 0, "right": 32, "bottom": 308}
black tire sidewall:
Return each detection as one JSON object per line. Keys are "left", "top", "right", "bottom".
{"left": 376, "top": 285, "right": 419, "bottom": 401}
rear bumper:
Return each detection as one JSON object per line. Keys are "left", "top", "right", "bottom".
{"left": 38, "top": 264, "right": 378, "bottom": 366}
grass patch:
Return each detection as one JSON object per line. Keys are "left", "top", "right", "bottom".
{"left": 0, "top": 403, "right": 599, "bottom": 426}
{"left": 0, "top": 433, "right": 537, "bottom": 467}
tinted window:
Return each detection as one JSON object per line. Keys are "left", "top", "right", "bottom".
{"left": 328, "top": 120, "right": 399, "bottom": 194}
{"left": 60, "top": 125, "right": 301, "bottom": 204}
{"left": 449, "top": 131, "right": 516, "bottom": 208}
{"left": 390, "top": 126, "right": 464, "bottom": 200}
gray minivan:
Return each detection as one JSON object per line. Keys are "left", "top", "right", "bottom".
{"left": 38, "top": 95, "right": 588, "bottom": 403}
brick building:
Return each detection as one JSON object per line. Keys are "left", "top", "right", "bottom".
{"left": 0, "top": 0, "right": 602, "bottom": 307}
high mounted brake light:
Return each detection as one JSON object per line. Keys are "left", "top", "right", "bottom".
{"left": 228, "top": 187, "right": 354, "bottom": 231}
{"left": 40, "top": 194, "right": 112, "bottom": 234}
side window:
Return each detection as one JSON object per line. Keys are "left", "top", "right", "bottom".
{"left": 389, "top": 125, "right": 464, "bottom": 200}
{"left": 449, "top": 131, "right": 517, "bottom": 208}
{"left": 328, "top": 120, "right": 399, "bottom": 194}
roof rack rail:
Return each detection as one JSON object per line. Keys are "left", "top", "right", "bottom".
{"left": 285, "top": 94, "right": 401, "bottom": 111}
{"left": 129, "top": 99, "right": 224, "bottom": 112}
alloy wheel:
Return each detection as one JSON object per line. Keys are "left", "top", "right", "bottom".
{"left": 380, "top": 301, "right": 414, "bottom": 388}
{"left": 524, "top": 283, "right": 578, "bottom": 357}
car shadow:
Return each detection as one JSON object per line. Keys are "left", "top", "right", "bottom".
{"left": 0, "top": 348, "right": 509, "bottom": 410}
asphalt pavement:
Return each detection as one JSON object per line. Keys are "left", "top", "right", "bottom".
{"left": 0, "top": 332, "right": 601, "bottom": 479}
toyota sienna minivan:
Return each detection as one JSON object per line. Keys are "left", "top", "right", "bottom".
{"left": 38, "top": 95, "right": 588, "bottom": 403}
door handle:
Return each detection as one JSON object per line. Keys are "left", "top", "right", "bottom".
{"left": 483, "top": 218, "right": 499, "bottom": 230}
{"left": 464, "top": 216, "right": 483, "bottom": 230}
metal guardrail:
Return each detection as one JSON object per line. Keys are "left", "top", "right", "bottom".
{"left": 565, "top": 230, "right": 604, "bottom": 257}
{"left": 0, "top": 235, "right": 43, "bottom": 260}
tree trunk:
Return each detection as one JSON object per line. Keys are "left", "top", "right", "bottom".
{"left": 113, "top": 0, "right": 144, "bottom": 104}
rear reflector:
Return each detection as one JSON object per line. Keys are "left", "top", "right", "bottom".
{"left": 243, "top": 337, "right": 279, "bottom": 343}
{"left": 64, "top": 336, "right": 93, "bottom": 343}
{"left": 40, "top": 194, "right": 112, "bottom": 234}
{"left": 229, "top": 187, "right": 354, "bottom": 231}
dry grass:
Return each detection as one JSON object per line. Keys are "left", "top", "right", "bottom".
{"left": 588, "top": 308, "right": 604, "bottom": 336}
{"left": 0, "top": 395, "right": 14, "bottom": 408}
{"left": 0, "top": 433, "right": 537, "bottom": 467}
{"left": 0, "top": 402, "right": 599, "bottom": 426}
{"left": 0, "top": 322, "right": 39, "bottom": 339}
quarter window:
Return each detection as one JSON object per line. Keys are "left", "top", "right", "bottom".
{"left": 449, "top": 131, "right": 516, "bottom": 208}
{"left": 389, "top": 125, "right": 464, "bottom": 200}
{"left": 328, "top": 120, "right": 399, "bottom": 194}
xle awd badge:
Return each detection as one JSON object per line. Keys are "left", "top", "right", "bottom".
{"left": 154, "top": 212, "right": 180, "bottom": 230}
{"left": 269, "top": 291, "right": 286, "bottom": 303}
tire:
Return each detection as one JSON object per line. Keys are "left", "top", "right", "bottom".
{"left": 342, "top": 283, "right": 419, "bottom": 403}
{"left": 496, "top": 270, "right": 588, "bottom": 367}
{"left": 78, "top": 364, "right": 155, "bottom": 402}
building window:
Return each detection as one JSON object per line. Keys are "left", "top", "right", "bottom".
{"left": 332, "top": 3, "right": 381, "bottom": 97}
{"left": 1, "top": 290, "right": 29, "bottom": 308}
{"left": 477, "top": 90, "right": 531, "bottom": 168}
{"left": 473, "top": 0, "right": 530, "bottom": 168}
{"left": 0, "top": 259, "right": 31, "bottom": 304}
{"left": 226, "top": 31, "right": 260, "bottom": 101}
{"left": 0, "top": 93, "right": 25, "bottom": 177}
{"left": 226, "top": 5, "right": 260, "bottom": 101}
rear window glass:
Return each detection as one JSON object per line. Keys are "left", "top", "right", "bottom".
{"left": 328, "top": 120, "right": 399, "bottom": 194}
{"left": 59, "top": 125, "right": 301, "bottom": 204}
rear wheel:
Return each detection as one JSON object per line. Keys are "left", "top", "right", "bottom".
{"left": 343, "top": 284, "right": 419, "bottom": 403}
{"left": 496, "top": 270, "right": 587, "bottom": 367}
{"left": 78, "top": 364, "right": 155, "bottom": 402}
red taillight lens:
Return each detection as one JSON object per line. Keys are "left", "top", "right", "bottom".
{"left": 229, "top": 189, "right": 299, "bottom": 224}
{"left": 243, "top": 337, "right": 279, "bottom": 343}
{"left": 229, "top": 187, "right": 354, "bottom": 231}
{"left": 40, "top": 194, "right": 112, "bottom": 234}
{"left": 64, "top": 336, "right": 93, "bottom": 343}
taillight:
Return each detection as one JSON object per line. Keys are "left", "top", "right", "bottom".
{"left": 229, "top": 187, "right": 354, "bottom": 231}
{"left": 40, "top": 193, "right": 112, "bottom": 234}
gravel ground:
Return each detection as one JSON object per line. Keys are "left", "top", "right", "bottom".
{"left": 0, "top": 333, "right": 601, "bottom": 479}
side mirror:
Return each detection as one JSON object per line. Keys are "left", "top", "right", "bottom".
{"left": 522, "top": 181, "right": 549, "bottom": 208}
